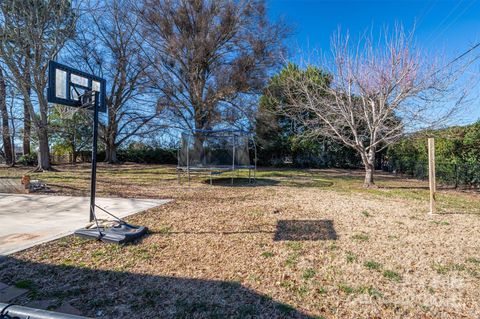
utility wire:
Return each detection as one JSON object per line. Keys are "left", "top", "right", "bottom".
{"left": 444, "top": 41, "right": 480, "bottom": 69}
{"left": 431, "top": 0, "right": 478, "bottom": 45}
{"left": 426, "top": 0, "right": 464, "bottom": 43}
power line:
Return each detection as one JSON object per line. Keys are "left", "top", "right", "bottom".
{"left": 416, "top": 0, "right": 436, "bottom": 29}
{"left": 431, "top": 0, "right": 478, "bottom": 45}
{"left": 445, "top": 41, "right": 480, "bottom": 68}
{"left": 426, "top": 0, "right": 464, "bottom": 43}
{"left": 429, "top": 41, "right": 480, "bottom": 78}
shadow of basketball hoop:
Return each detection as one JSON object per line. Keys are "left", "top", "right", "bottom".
{"left": 274, "top": 220, "right": 337, "bottom": 241}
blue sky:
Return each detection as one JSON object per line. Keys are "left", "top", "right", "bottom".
{"left": 267, "top": 0, "right": 480, "bottom": 122}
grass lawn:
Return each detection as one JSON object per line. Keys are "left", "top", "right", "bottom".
{"left": 0, "top": 164, "right": 479, "bottom": 318}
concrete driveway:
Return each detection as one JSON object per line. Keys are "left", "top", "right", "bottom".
{"left": 0, "top": 193, "right": 170, "bottom": 255}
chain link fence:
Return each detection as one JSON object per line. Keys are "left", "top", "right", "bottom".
{"left": 383, "top": 161, "right": 480, "bottom": 189}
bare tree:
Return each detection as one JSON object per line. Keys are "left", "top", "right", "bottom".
{"left": 280, "top": 27, "right": 474, "bottom": 187}
{"left": 137, "top": 0, "right": 288, "bottom": 137}
{"left": 0, "top": 0, "right": 75, "bottom": 171}
{"left": 7, "top": 85, "right": 21, "bottom": 163}
{"left": 22, "top": 66, "right": 31, "bottom": 155}
{"left": 0, "top": 65, "right": 13, "bottom": 165}
{"left": 68, "top": 0, "right": 160, "bottom": 163}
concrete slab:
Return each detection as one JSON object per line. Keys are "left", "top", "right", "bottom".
{"left": 0, "top": 194, "right": 170, "bottom": 255}
{"left": 0, "top": 178, "right": 27, "bottom": 194}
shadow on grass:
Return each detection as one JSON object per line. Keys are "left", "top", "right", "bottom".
{"left": 151, "top": 220, "right": 338, "bottom": 242}
{"left": 202, "top": 177, "right": 333, "bottom": 188}
{"left": 274, "top": 220, "right": 337, "bottom": 241}
{"left": 379, "top": 185, "right": 453, "bottom": 190}
{"left": 0, "top": 256, "right": 315, "bottom": 318}
{"left": 202, "top": 177, "right": 280, "bottom": 187}
{"left": 437, "top": 211, "right": 480, "bottom": 215}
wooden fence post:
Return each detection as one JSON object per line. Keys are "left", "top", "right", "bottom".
{"left": 428, "top": 138, "right": 436, "bottom": 215}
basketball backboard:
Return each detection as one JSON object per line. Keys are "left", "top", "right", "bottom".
{"left": 47, "top": 61, "right": 106, "bottom": 113}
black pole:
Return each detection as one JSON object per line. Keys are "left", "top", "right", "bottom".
{"left": 89, "top": 92, "right": 99, "bottom": 222}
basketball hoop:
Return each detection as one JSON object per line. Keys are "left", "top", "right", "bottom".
{"left": 78, "top": 90, "right": 96, "bottom": 109}
{"left": 47, "top": 60, "right": 148, "bottom": 244}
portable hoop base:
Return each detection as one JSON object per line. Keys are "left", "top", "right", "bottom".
{"left": 47, "top": 61, "right": 147, "bottom": 244}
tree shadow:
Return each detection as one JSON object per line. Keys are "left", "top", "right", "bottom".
{"left": 0, "top": 256, "right": 315, "bottom": 318}
{"left": 202, "top": 177, "right": 280, "bottom": 187}
{"left": 379, "top": 185, "right": 453, "bottom": 190}
{"left": 202, "top": 177, "right": 333, "bottom": 188}
{"left": 274, "top": 220, "right": 338, "bottom": 241}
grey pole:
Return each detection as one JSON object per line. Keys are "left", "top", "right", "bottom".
{"left": 89, "top": 92, "right": 99, "bottom": 222}
{"left": 0, "top": 303, "right": 91, "bottom": 319}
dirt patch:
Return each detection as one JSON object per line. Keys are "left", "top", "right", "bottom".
{"left": 0, "top": 233, "right": 41, "bottom": 245}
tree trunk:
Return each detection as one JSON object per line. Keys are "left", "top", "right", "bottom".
{"left": 104, "top": 101, "right": 119, "bottom": 164}
{"left": 364, "top": 163, "right": 374, "bottom": 187}
{"left": 23, "top": 89, "right": 31, "bottom": 155}
{"left": 72, "top": 151, "right": 78, "bottom": 164}
{"left": 70, "top": 144, "right": 76, "bottom": 164}
{"left": 23, "top": 48, "right": 32, "bottom": 156}
{"left": 193, "top": 132, "right": 206, "bottom": 166}
{"left": 34, "top": 90, "right": 52, "bottom": 171}
{"left": 36, "top": 127, "right": 51, "bottom": 171}
{"left": 363, "top": 148, "right": 376, "bottom": 188}
{"left": 193, "top": 114, "right": 208, "bottom": 166}
{"left": 105, "top": 142, "right": 118, "bottom": 163}
{"left": 0, "top": 68, "right": 13, "bottom": 166}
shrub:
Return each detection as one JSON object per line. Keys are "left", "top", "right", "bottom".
{"left": 386, "top": 121, "right": 480, "bottom": 188}
{"left": 117, "top": 147, "right": 176, "bottom": 164}
{"left": 17, "top": 153, "right": 37, "bottom": 166}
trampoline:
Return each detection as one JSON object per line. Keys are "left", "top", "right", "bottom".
{"left": 177, "top": 129, "right": 257, "bottom": 184}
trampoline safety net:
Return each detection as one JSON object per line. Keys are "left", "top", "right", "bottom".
{"left": 178, "top": 131, "right": 254, "bottom": 170}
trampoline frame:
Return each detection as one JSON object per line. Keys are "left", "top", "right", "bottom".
{"left": 177, "top": 129, "right": 257, "bottom": 185}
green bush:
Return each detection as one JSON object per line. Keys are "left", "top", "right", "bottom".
{"left": 17, "top": 153, "right": 37, "bottom": 166}
{"left": 117, "top": 147, "right": 177, "bottom": 164}
{"left": 386, "top": 121, "right": 480, "bottom": 187}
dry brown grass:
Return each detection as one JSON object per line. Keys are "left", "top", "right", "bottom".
{"left": 0, "top": 164, "right": 479, "bottom": 318}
